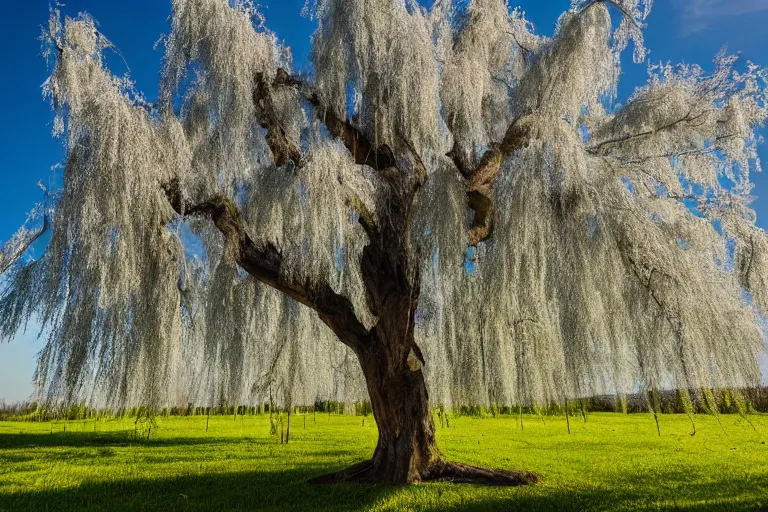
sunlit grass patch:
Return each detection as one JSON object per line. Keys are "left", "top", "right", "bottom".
{"left": 0, "top": 412, "right": 766, "bottom": 511}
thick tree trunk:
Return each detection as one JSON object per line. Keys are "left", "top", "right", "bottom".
{"left": 313, "top": 277, "right": 440, "bottom": 483}
{"left": 311, "top": 357, "right": 439, "bottom": 484}
{"left": 312, "top": 310, "right": 539, "bottom": 486}
{"left": 359, "top": 340, "right": 439, "bottom": 483}
{"left": 309, "top": 179, "right": 538, "bottom": 486}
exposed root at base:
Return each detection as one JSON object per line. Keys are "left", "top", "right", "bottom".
{"left": 309, "top": 459, "right": 539, "bottom": 486}
{"left": 424, "top": 460, "right": 539, "bottom": 486}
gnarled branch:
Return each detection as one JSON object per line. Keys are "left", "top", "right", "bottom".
{"left": 162, "top": 180, "right": 370, "bottom": 344}
{"left": 253, "top": 71, "right": 302, "bottom": 168}
{"left": 454, "top": 117, "right": 533, "bottom": 246}
{"left": 273, "top": 68, "right": 397, "bottom": 172}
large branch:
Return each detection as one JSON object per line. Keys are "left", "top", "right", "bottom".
{"left": 454, "top": 117, "right": 533, "bottom": 246}
{"left": 269, "top": 69, "right": 427, "bottom": 242}
{"left": 273, "top": 69, "right": 397, "bottom": 172}
{"left": 162, "top": 181, "right": 370, "bottom": 344}
{"left": 252, "top": 70, "right": 390, "bottom": 239}
{"left": 253, "top": 71, "right": 302, "bottom": 168}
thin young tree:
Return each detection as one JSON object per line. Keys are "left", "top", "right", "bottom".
{"left": 2, "top": 0, "right": 768, "bottom": 484}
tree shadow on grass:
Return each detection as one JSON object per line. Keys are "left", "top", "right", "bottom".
{"left": 1, "top": 432, "right": 765, "bottom": 512}
{"left": 432, "top": 493, "right": 765, "bottom": 512}
{"left": 0, "top": 465, "right": 389, "bottom": 512}
{"left": 0, "top": 467, "right": 764, "bottom": 512}
{"left": 0, "top": 431, "right": 259, "bottom": 450}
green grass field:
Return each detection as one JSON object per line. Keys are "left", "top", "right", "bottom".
{"left": 0, "top": 412, "right": 766, "bottom": 511}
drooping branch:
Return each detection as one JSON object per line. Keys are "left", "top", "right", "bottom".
{"left": 586, "top": 51, "right": 761, "bottom": 166}
{"left": 587, "top": 110, "right": 710, "bottom": 157}
{"left": 623, "top": 251, "right": 682, "bottom": 335}
{"left": 621, "top": 248, "right": 699, "bottom": 387}
{"left": 576, "top": 0, "right": 643, "bottom": 28}
{"left": 162, "top": 180, "right": 370, "bottom": 345}
{"left": 742, "top": 234, "right": 756, "bottom": 291}
{"left": 0, "top": 215, "right": 49, "bottom": 275}
{"left": 607, "top": 134, "right": 740, "bottom": 166}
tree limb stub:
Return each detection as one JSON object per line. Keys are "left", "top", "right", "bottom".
{"left": 162, "top": 180, "right": 369, "bottom": 345}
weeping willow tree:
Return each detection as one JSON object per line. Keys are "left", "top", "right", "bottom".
{"left": 2, "top": 0, "right": 768, "bottom": 484}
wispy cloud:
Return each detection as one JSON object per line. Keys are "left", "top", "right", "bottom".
{"left": 682, "top": 0, "right": 768, "bottom": 35}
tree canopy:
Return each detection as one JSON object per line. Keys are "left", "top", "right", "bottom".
{"left": 1, "top": 0, "right": 767, "bottom": 416}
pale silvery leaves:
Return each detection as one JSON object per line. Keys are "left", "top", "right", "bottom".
{"left": 438, "top": 0, "right": 537, "bottom": 169}
{"left": 245, "top": 140, "right": 379, "bottom": 330}
{"left": 571, "top": 0, "right": 653, "bottom": 63}
{"left": 310, "top": 0, "right": 442, "bottom": 156}
{"left": 1, "top": 0, "right": 766, "bottom": 411}
{"left": 519, "top": 4, "right": 616, "bottom": 121}
{"left": 162, "top": 0, "right": 287, "bottom": 196}
{"left": 588, "top": 51, "right": 768, "bottom": 331}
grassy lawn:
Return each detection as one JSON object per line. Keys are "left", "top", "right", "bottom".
{"left": 0, "top": 411, "right": 766, "bottom": 511}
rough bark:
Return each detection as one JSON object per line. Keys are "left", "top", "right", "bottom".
{"left": 312, "top": 319, "right": 538, "bottom": 485}
{"left": 312, "top": 324, "right": 537, "bottom": 485}
{"left": 338, "top": 330, "right": 439, "bottom": 484}
{"left": 451, "top": 116, "right": 533, "bottom": 246}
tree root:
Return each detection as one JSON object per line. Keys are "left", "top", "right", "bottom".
{"left": 423, "top": 459, "right": 539, "bottom": 486}
{"left": 309, "top": 459, "right": 539, "bottom": 486}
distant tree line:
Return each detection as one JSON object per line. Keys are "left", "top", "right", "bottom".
{"left": 2, "top": 389, "right": 766, "bottom": 423}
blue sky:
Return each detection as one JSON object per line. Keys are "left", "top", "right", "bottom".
{"left": 1, "top": 0, "right": 768, "bottom": 402}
